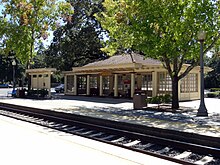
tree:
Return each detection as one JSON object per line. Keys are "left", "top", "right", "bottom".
{"left": 0, "top": 0, "right": 73, "bottom": 66}
{"left": 32, "top": 43, "right": 47, "bottom": 69}
{"left": 96, "top": 0, "right": 220, "bottom": 109}
{"left": 45, "top": 0, "right": 107, "bottom": 71}
{"left": 205, "top": 48, "right": 220, "bottom": 89}
{"left": 0, "top": 50, "right": 25, "bottom": 85}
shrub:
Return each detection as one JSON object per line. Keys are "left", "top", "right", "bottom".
{"left": 147, "top": 94, "right": 171, "bottom": 104}
{"left": 162, "top": 94, "right": 172, "bottom": 103}
{"left": 210, "top": 88, "right": 220, "bottom": 92}
{"left": 206, "top": 92, "right": 219, "bottom": 98}
{"left": 147, "top": 96, "right": 161, "bottom": 104}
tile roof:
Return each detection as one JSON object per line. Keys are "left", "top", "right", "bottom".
{"left": 83, "top": 53, "right": 161, "bottom": 67}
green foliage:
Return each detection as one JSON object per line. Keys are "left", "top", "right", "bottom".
{"left": 45, "top": 0, "right": 107, "bottom": 71}
{"left": 97, "top": 0, "right": 219, "bottom": 58}
{"left": 210, "top": 88, "right": 220, "bottom": 92}
{"left": 163, "top": 94, "right": 172, "bottom": 103}
{"left": 206, "top": 92, "right": 219, "bottom": 98}
{"left": 147, "top": 94, "right": 171, "bottom": 109}
{"left": 0, "top": 0, "right": 73, "bottom": 65}
{"left": 97, "top": 0, "right": 219, "bottom": 109}
{"left": 51, "top": 72, "right": 63, "bottom": 83}
{"left": 205, "top": 55, "right": 220, "bottom": 88}
{"left": 147, "top": 94, "right": 171, "bottom": 104}
{"left": 147, "top": 96, "right": 160, "bottom": 104}
{"left": 0, "top": 52, "right": 25, "bottom": 84}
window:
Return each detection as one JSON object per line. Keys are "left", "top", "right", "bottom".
{"left": 103, "top": 76, "right": 110, "bottom": 90}
{"left": 67, "top": 75, "right": 74, "bottom": 92}
{"left": 181, "top": 73, "right": 198, "bottom": 93}
{"left": 78, "top": 76, "right": 86, "bottom": 89}
{"left": 118, "top": 75, "right": 123, "bottom": 90}
{"left": 142, "top": 74, "right": 152, "bottom": 90}
{"left": 90, "top": 76, "right": 97, "bottom": 88}
{"left": 158, "top": 72, "right": 172, "bottom": 92}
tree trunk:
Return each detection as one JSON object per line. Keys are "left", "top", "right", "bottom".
{"left": 172, "top": 75, "right": 179, "bottom": 110}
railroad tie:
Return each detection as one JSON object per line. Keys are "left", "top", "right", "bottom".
{"left": 123, "top": 140, "right": 141, "bottom": 147}
{"left": 194, "top": 156, "right": 213, "bottom": 165}
{"left": 111, "top": 137, "right": 125, "bottom": 143}
{"left": 174, "top": 151, "right": 192, "bottom": 159}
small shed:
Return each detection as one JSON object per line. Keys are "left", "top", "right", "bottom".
{"left": 26, "top": 68, "right": 56, "bottom": 98}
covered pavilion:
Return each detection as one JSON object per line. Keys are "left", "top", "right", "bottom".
{"left": 63, "top": 53, "right": 209, "bottom": 101}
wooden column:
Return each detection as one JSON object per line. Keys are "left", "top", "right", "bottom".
{"left": 86, "top": 75, "right": 90, "bottom": 96}
{"left": 99, "top": 75, "right": 103, "bottom": 96}
{"left": 114, "top": 74, "right": 118, "bottom": 97}
{"left": 137, "top": 74, "right": 142, "bottom": 90}
{"left": 130, "top": 73, "right": 135, "bottom": 98}
{"left": 64, "top": 75, "right": 67, "bottom": 93}
{"left": 74, "top": 74, "right": 77, "bottom": 95}
{"left": 152, "top": 71, "right": 157, "bottom": 97}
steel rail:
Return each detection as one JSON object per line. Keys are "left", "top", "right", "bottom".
{"left": 0, "top": 103, "right": 220, "bottom": 165}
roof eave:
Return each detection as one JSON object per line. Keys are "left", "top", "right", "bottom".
{"left": 72, "top": 63, "right": 142, "bottom": 73}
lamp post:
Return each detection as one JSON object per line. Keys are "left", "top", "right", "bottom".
{"left": 197, "top": 31, "right": 208, "bottom": 117}
{"left": 12, "top": 59, "right": 16, "bottom": 91}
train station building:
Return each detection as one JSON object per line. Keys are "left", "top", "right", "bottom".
{"left": 62, "top": 53, "right": 211, "bottom": 101}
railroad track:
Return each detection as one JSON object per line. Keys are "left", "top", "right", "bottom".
{"left": 0, "top": 103, "right": 220, "bottom": 165}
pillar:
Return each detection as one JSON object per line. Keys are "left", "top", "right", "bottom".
{"left": 137, "top": 74, "right": 142, "bottom": 90}
{"left": 152, "top": 71, "right": 158, "bottom": 97}
{"left": 99, "top": 75, "right": 103, "bottom": 96}
{"left": 114, "top": 74, "right": 118, "bottom": 97}
{"left": 86, "top": 75, "right": 90, "bottom": 96}
{"left": 74, "top": 74, "right": 77, "bottom": 95}
{"left": 37, "top": 74, "right": 39, "bottom": 90}
{"left": 64, "top": 75, "right": 67, "bottom": 93}
{"left": 130, "top": 73, "right": 135, "bottom": 98}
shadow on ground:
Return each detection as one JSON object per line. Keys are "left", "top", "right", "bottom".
{"left": 52, "top": 94, "right": 132, "bottom": 104}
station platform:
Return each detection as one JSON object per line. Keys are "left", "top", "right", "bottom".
{"left": 0, "top": 94, "right": 220, "bottom": 138}
{"left": 0, "top": 114, "right": 180, "bottom": 165}
{"left": 0, "top": 102, "right": 179, "bottom": 165}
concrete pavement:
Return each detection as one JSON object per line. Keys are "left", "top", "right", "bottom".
{"left": 0, "top": 91, "right": 220, "bottom": 137}
{"left": 0, "top": 114, "right": 179, "bottom": 165}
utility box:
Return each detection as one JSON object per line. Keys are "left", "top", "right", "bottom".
{"left": 133, "top": 91, "right": 147, "bottom": 109}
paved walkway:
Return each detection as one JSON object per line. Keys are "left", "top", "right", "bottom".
{"left": 1, "top": 112, "right": 179, "bottom": 165}
{"left": 0, "top": 94, "right": 220, "bottom": 138}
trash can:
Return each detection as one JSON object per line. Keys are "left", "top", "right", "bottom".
{"left": 133, "top": 91, "right": 147, "bottom": 109}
